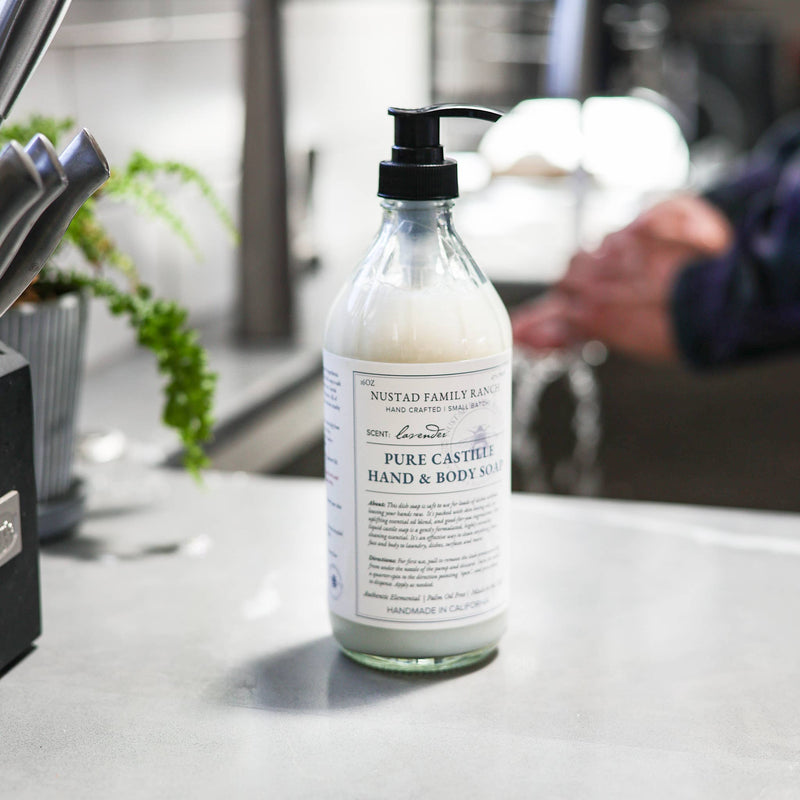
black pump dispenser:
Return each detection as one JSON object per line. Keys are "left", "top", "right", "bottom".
{"left": 378, "top": 104, "right": 502, "bottom": 201}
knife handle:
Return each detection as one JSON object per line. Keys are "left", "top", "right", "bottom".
{"left": 0, "top": 133, "right": 67, "bottom": 280}
{"left": 0, "top": 128, "right": 108, "bottom": 316}
{"left": 0, "top": 139, "right": 42, "bottom": 241}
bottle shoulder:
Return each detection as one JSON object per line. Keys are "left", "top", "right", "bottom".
{"left": 324, "top": 201, "right": 511, "bottom": 362}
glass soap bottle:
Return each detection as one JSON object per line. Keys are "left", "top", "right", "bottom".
{"left": 323, "top": 105, "right": 512, "bottom": 672}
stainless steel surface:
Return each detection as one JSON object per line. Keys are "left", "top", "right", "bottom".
{"left": 1, "top": 470, "right": 799, "bottom": 798}
{"left": 77, "top": 317, "right": 322, "bottom": 466}
{"left": 546, "top": 0, "right": 604, "bottom": 100}
{"left": 238, "top": 0, "right": 293, "bottom": 342}
{"left": 0, "top": 128, "right": 108, "bottom": 316}
{"left": 0, "top": 134, "right": 66, "bottom": 282}
{"left": 0, "top": 0, "right": 73, "bottom": 121}
{"left": 0, "top": 140, "right": 42, "bottom": 244}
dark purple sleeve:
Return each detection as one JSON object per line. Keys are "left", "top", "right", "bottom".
{"left": 670, "top": 123, "right": 800, "bottom": 368}
{"left": 702, "top": 112, "right": 800, "bottom": 225}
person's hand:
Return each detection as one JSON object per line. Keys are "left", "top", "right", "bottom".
{"left": 511, "top": 243, "right": 683, "bottom": 361}
{"left": 628, "top": 193, "right": 733, "bottom": 253}
{"left": 512, "top": 195, "right": 733, "bottom": 362}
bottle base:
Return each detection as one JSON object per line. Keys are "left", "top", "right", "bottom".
{"left": 338, "top": 643, "right": 497, "bottom": 673}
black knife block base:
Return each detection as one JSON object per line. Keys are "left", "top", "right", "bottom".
{"left": 0, "top": 345, "right": 41, "bottom": 675}
{"left": 38, "top": 478, "right": 85, "bottom": 540}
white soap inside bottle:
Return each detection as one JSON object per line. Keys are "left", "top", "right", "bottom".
{"left": 324, "top": 196, "right": 512, "bottom": 671}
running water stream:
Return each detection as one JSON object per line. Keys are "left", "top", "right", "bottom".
{"left": 512, "top": 340, "right": 605, "bottom": 496}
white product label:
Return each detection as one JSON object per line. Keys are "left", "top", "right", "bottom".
{"left": 324, "top": 350, "right": 511, "bottom": 630}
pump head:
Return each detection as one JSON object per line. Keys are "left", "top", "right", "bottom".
{"left": 378, "top": 104, "right": 502, "bottom": 201}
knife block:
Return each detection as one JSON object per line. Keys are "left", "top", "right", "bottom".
{"left": 0, "top": 343, "right": 41, "bottom": 674}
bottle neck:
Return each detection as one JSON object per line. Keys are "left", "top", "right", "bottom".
{"left": 379, "top": 198, "right": 455, "bottom": 230}
{"left": 375, "top": 199, "right": 459, "bottom": 288}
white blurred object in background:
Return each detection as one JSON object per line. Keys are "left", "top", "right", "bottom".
{"left": 479, "top": 95, "right": 689, "bottom": 190}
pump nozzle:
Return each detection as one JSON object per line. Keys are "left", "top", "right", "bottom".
{"left": 388, "top": 104, "right": 502, "bottom": 149}
{"left": 379, "top": 103, "right": 502, "bottom": 201}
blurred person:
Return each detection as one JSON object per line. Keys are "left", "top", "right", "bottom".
{"left": 512, "top": 113, "right": 800, "bottom": 369}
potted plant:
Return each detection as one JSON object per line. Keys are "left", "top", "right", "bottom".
{"left": 0, "top": 115, "right": 237, "bottom": 537}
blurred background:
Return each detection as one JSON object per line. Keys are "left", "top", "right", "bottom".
{"left": 14, "top": 0, "right": 800, "bottom": 511}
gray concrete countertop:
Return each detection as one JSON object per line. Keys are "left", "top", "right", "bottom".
{"left": 3, "top": 470, "right": 800, "bottom": 798}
